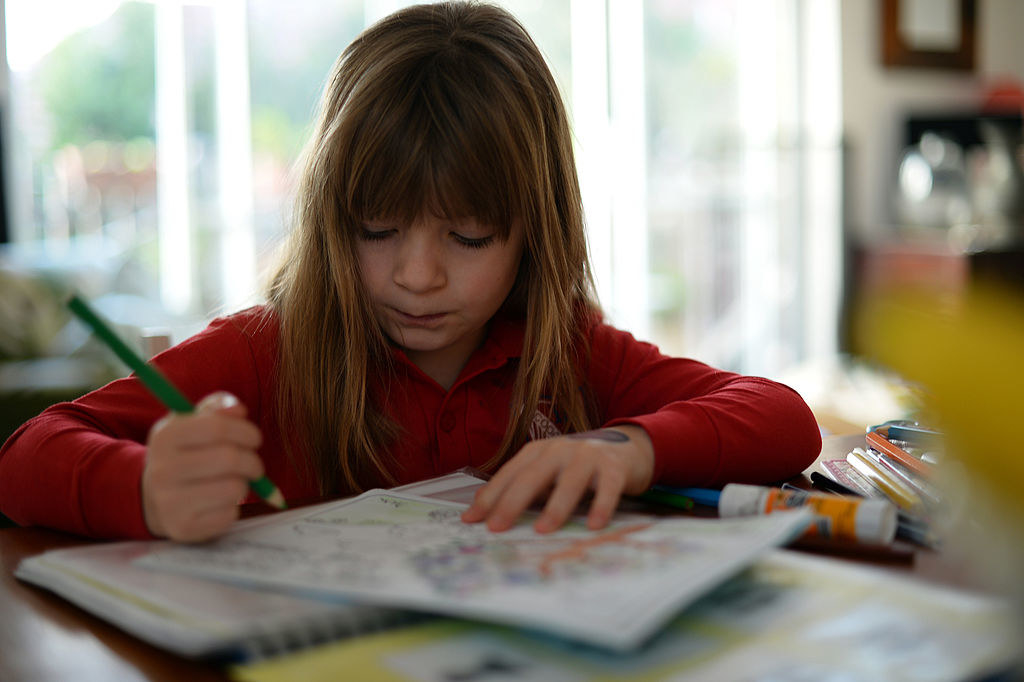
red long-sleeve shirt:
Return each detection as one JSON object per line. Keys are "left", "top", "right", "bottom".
{"left": 0, "top": 307, "right": 820, "bottom": 538}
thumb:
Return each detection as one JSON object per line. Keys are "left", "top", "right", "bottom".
{"left": 195, "top": 391, "right": 245, "bottom": 417}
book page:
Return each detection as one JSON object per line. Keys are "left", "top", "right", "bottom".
{"left": 16, "top": 538, "right": 416, "bottom": 660}
{"left": 232, "top": 550, "right": 1021, "bottom": 682}
{"left": 140, "top": 490, "right": 811, "bottom": 651}
{"left": 14, "top": 471, "right": 488, "bottom": 659}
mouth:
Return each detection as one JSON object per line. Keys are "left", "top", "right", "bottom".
{"left": 392, "top": 308, "right": 447, "bottom": 327}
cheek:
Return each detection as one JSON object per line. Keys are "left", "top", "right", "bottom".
{"left": 501, "top": 259, "right": 520, "bottom": 289}
{"left": 482, "top": 249, "right": 518, "bottom": 283}
{"left": 486, "top": 255, "right": 522, "bottom": 302}
{"left": 355, "top": 247, "right": 387, "bottom": 290}
{"left": 501, "top": 247, "right": 525, "bottom": 289}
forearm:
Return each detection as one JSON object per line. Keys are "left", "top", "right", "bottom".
{"left": 0, "top": 410, "right": 151, "bottom": 538}
{"left": 605, "top": 377, "right": 821, "bottom": 487}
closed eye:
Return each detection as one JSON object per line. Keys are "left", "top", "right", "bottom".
{"left": 452, "top": 233, "right": 494, "bottom": 249}
{"left": 358, "top": 227, "right": 395, "bottom": 242}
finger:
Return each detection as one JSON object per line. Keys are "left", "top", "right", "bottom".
{"left": 168, "top": 446, "right": 266, "bottom": 483}
{"left": 461, "top": 479, "right": 506, "bottom": 523}
{"left": 196, "top": 391, "right": 245, "bottom": 415}
{"left": 534, "top": 455, "right": 596, "bottom": 533}
{"left": 158, "top": 413, "right": 262, "bottom": 450}
{"left": 146, "top": 474, "right": 247, "bottom": 541}
{"left": 461, "top": 476, "right": 509, "bottom": 522}
{"left": 461, "top": 447, "right": 540, "bottom": 523}
{"left": 586, "top": 466, "right": 628, "bottom": 530}
{"left": 173, "top": 476, "right": 252, "bottom": 516}
{"left": 161, "top": 475, "right": 251, "bottom": 518}
{"left": 145, "top": 442, "right": 263, "bottom": 486}
{"left": 460, "top": 500, "right": 486, "bottom": 523}
{"left": 173, "top": 503, "right": 241, "bottom": 543}
{"left": 483, "top": 456, "right": 563, "bottom": 532}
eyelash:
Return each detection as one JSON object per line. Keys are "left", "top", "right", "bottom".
{"left": 358, "top": 228, "right": 392, "bottom": 242}
{"left": 452, "top": 234, "right": 494, "bottom": 249}
{"left": 358, "top": 228, "right": 494, "bottom": 250}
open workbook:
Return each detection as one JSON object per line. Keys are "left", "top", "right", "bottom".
{"left": 231, "top": 549, "right": 1022, "bottom": 682}
{"left": 15, "top": 471, "right": 810, "bottom": 659}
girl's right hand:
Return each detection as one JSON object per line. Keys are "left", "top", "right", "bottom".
{"left": 142, "top": 391, "right": 264, "bottom": 542}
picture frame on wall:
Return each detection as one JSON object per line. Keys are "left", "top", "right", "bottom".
{"left": 881, "top": 0, "right": 976, "bottom": 71}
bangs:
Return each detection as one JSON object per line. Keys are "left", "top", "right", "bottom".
{"left": 338, "top": 44, "right": 533, "bottom": 236}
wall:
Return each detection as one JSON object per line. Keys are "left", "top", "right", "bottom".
{"left": 841, "top": 0, "right": 1024, "bottom": 239}
{"left": 0, "top": 2, "right": 8, "bottom": 242}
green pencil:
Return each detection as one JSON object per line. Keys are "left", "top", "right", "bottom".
{"left": 68, "top": 294, "right": 286, "bottom": 510}
{"left": 639, "top": 489, "right": 694, "bottom": 511}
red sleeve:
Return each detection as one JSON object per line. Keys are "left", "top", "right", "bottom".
{"left": 0, "top": 308, "right": 274, "bottom": 539}
{"left": 585, "top": 322, "right": 821, "bottom": 487}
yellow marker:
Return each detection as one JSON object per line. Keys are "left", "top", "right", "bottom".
{"left": 845, "top": 448, "right": 923, "bottom": 513}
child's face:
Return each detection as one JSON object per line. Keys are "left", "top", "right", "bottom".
{"left": 356, "top": 214, "right": 525, "bottom": 385}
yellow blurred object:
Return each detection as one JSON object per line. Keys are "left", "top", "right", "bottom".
{"left": 856, "top": 283, "right": 1024, "bottom": 521}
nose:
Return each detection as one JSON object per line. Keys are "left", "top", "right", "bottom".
{"left": 393, "top": 231, "right": 446, "bottom": 293}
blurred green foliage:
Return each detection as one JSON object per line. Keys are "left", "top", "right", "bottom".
{"left": 38, "top": 3, "right": 156, "bottom": 150}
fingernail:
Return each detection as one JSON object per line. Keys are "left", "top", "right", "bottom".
{"left": 198, "top": 391, "right": 239, "bottom": 411}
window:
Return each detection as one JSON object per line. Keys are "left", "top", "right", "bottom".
{"left": 640, "top": 0, "right": 842, "bottom": 374}
{"left": 4, "top": 0, "right": 840, "bottom": 377}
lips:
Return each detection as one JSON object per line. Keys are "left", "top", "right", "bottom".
{"left": 392, "top": 308, "right": 447, "bottom": 327}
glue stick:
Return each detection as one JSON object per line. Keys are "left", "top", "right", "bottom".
{"left": 718, "top": 484, "right": 897, "bottom": 544}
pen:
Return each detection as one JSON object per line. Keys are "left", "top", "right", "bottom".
{"left": 68, "top": 294, "right": 287, "bottom": 510}
{"left": 867, "top": 449, "right": 941, "bottom": 506}
{"left": 865, "top": 430, "right": 932, "bottom": 479}
{"left": 810, "top": 471, "right": 863, "bottom": 497}
{"left": 779, "top": 482, "right": 805, "bottom": 494}
{"left": 651, "top": 485, "right": 722, "bottom": 507}
{"left": 846, "top": 448, "right": 921, "bottom": 512}
{"left": 639, "top": 489, "right": 694, "bottom": 510}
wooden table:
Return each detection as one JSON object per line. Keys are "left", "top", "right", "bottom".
{"left": 0, "top": 435, "right": 989, "bottom": 681}
{"left": 0, "top": 527, "right": 226, "bottom": 681}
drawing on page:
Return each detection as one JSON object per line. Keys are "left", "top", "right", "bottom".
{"left": 409, "top": 523, "right": 694, "bottom": 597}
{"left": 145, "top": 493, "right": 703, "bottom": 594}
{"left": 139, "top": 490, "right": 814, "bottom": 651}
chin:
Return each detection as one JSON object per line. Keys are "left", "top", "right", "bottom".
{"left": 388, "top": 329, "right": 448, "bottom": 352}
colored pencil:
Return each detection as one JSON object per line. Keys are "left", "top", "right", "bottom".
{"left": 866, "top": 430, "right": 933, "bottom": 479}
{"left": 846, "top": 448, "right": 922, "bottom": 512}
{"left": 68, "top": 294, "right": 286, "bottom": 510}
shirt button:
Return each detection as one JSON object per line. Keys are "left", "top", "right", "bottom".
{"left": 439, "top": 411, "right": 456, "bottom": 433}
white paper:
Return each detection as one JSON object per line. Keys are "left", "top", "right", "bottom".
{"left": 234, "top": 550, "right": 1021, "bottom": 682}
{"left": 16, "top": 541, "right": 409, "bottom": 659}
{"left": 139, "top": 490, "right": 812, "bottom": 651}
{"left": 13, "top": 471, "right": 488, "bottom": 659}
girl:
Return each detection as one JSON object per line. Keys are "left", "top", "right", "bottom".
{"left": 0, "top": 2, "right": 820, "bottom": 542}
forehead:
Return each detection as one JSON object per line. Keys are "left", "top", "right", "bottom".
{"left": 336, "top": 50, "right": 532, "bottom": 236}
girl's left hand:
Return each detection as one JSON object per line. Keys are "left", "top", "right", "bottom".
{"left": 461, "top": 425, "right": 654, "bottom": 533}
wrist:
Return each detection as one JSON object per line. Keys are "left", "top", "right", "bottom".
{"left": 604, "top": 425, "right": 655, "bottom": 492}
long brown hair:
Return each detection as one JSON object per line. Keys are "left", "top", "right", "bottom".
{"left": 269, "top": 1, "right": 599, "bottom": 495}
